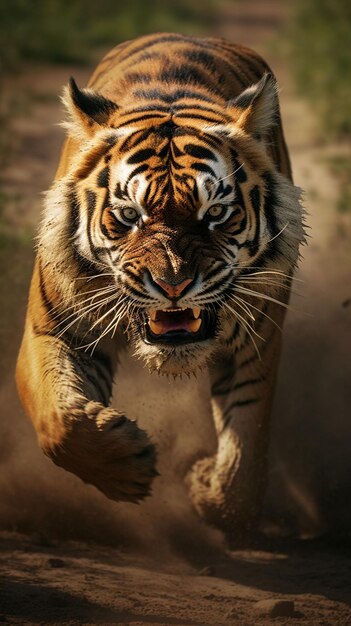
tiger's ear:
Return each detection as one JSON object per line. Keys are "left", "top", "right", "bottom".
{"left": 227, "top": 73, "right": 278, "bottom": 137}
{"left": 62, "top": 77, "right": 118, "bottom": 139}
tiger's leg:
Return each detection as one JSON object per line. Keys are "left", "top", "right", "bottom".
{"left": 188, "top": 310, "right": 283, "bottom": 544}
{"left": 16, "top": 264, "right": 157, "bottom": 502}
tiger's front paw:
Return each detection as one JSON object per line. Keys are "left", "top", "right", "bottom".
{"left": 187, "top": 455, "right": 261, "bottom": 544}
{"left": 186, "top": 455, "right": 224, "bottom": 524}
{"left": 43, "top": 401, "right": 158, "bottom": 503}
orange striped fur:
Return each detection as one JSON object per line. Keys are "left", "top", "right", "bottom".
{"left": 16, "top": 33, "right": 305, "bottom": 540}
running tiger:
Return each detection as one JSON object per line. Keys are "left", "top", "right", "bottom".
{"left": 16, "top": 33, "right": 305, "bottom": 542}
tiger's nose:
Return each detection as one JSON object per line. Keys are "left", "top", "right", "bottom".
{"left": 153, "top": 276, "right": 193, "bottom": 299}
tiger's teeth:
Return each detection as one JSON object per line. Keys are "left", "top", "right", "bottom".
{"left": 166, "top": 307, "right": 186, "bottom": 312}
{"left": 149, "top": 308, "right": 157, "bottom": 321}
{"left": 192, "top": 307, "right": 201, "bottom": 319}
{"left": 187, "top": 318, "right": 202, "bottom": 333}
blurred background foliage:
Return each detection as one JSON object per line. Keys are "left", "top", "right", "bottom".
{"left": 289, "top": 0, "right": 351, "bottom": 141}
{"left": 287, "top": 0, "right": 351, "bottom": 214}
{"left": 0, "top": 0, "right": 219, "bottom": 69}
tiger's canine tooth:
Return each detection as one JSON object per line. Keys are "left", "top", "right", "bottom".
{"left": 149, "top": 309, "right": 157, "bottom": 321}
{"left": 188, "top": 318, "right": 202, "bottom": 333}
{"left": 192, "top": 307, "right": 201, "bottom": 319}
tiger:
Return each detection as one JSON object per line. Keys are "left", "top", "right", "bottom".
{"left": 16, "top": 32, "right": 305, "bottom": 543}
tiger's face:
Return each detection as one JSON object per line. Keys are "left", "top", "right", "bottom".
{"left": 69, "top": 118, "right": 277, "bottom": 374}
{"left": 48, "top": 75, "right": 302, "bottom": 375}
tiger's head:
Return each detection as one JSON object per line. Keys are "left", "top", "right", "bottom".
{"left": 42, "top": 74, "right": 304, "bottom": 375}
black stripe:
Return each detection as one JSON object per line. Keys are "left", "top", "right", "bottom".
{"left": 157, "top": 143, "right": 170, "bottom": 159}
{"left": 71, "top": 245, "right": 101, "bottom": 274}
{"left": 198, "top": 274, "right": 230, "bottom": 297}
{"left": 213, "top": 180, "right": 233, "bottom": 200}
{"left": 38, "top": 261, "right": 57, "bottom": 322}
{"left": 124, "top": 72, "right": 152, "bottom": 83}
{"left": 233, "top": 377, "right": 264, "bottom": 391}
{"left": 192, "top": 180, "right": 199, "bottom": 203}
{"left": 97, "top": 166, "right": 109, "bottom": 188}
{"left": 75, "top": 360, "right": 110, "bottom": 405}
{"left": 262, "top": 171, "right": 279, "bottom": 237}
{"left": 94, "top": 349, "right": 114, "bottom": 380}
{"left": 85, "top": 190, "right": 99, "bottom": 260}
{"left": 236, "top": 353, "right": 260, "bottom": 370}
{"left": 143, "top": 181, "right": 153, "bottom": 205}
{"left": 234, "top": 175, "right": 245, "bottom": 208}
{"left": 125, "top": 283, "right": 149, "bottom": 300}
{"left": 160, "top": 64, "right": 215, "bottom": 89}
{"left": 127, "top": 148, "right": 156, "bottom": 164}
{"left": 114, "top": 182, "right": 127, "bottom": 200}
{"left": 226, "top": 320, "right": 241, "bottom": 344}
{"left": 233, "top": 48, "right": 267, "bottom": 82}
{"left": 249, "top": 184, "right": 261, "bottom": 256}
{"left": 68, "top": 186, "right": 80, "bottom": 240}
{"left": 174, "top": 112, "right": 223, "bottom": 124}
{"left": 184, "top": 143, "right": 217, "bottom": 161}
{"left": 212, "top": 376, "right": 263, "bottom": 397}
{"left": 105, "top": 136, "right": 117, "bottom": 148}
{"left": 231, "top": 151, "right": 247, "bottom": 183}
{"left": 80, "top": 351, "right": 114, "bottom": 402}
{"left": 118, "top": 112, "right": 167, "bottom": 127}
{"left": 126, "top": 163, "right": 148, "bottom": 184}
{"left": 181, "top": 49, "right": 218, "bottom": 75}
{"left": 123, "top": 266, "right": 145, "bottom": 287}
{"left": 223, "top": 397, "right": 259, "bottom": 420}
{"left": 118, "top": 34, "right": 189, "bottom": 63}
{"left": 224, "top": 239, "right": 239, "bottom": 254}
{"left": 191, "top": 162, "right": 216, "bottom": 177}
{"left": 204, "top": 263, "right": 228, "bottom": 282}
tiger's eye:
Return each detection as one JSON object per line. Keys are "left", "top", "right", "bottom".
{"left": 207, "top": 205, "right": 226, "bottom": 219}
{"left": 122, "top": 207, "right": 138, "bottom": 222}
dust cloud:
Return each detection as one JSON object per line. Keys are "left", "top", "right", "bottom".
{"left": 0, "top": 346, "right": 225, "bottom": 562}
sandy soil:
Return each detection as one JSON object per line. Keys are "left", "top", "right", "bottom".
{"left": 1, "top": 531, "right": 351, "bottom": 626}
{"left": 1, "top": 1, "right": 351, "bottom": 624}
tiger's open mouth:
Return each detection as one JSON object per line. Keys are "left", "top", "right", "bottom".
{"left": 144, "top": 307, "right": 216, "bottom": 345}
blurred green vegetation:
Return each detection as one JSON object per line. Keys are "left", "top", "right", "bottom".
{"left": 328, "top": 156, "right": 351, "bottom": 213}
{"left": 0, "top": 228, "right": 33, "bottom": 369}
{"left": 289, "top": 0, "right": 351, "bottom": 212}
{"left": 0, "top": 0, "right": 219, "bottom": 71}
{"left": 290, "top": 0, "right": 351, "bottom": 140}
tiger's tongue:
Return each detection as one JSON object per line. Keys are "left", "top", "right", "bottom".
{"left": 149, "top": 311, "right": 202, "bottom": 336}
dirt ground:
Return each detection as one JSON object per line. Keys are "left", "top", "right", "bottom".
{"left": 1, "top": 1, "right": 351, "bottom": 625}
